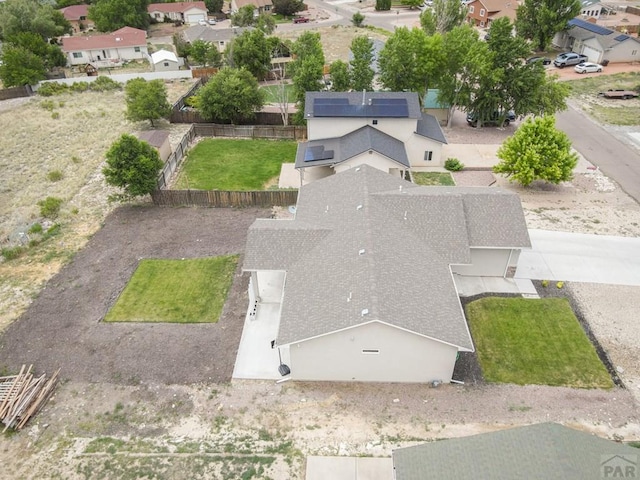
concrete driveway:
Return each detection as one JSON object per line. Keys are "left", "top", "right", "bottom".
{"left": 306, "top": 456, "right": 393, "bottom": 480}
{"left": 515, "top": 229, "right": 640, "bottom": 285}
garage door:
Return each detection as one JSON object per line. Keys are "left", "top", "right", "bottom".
{"left": 186, "top": 13, "right": 205, "bottom": 23}
{"left": 582, "top": 45, "right": 601, "bottom": 63}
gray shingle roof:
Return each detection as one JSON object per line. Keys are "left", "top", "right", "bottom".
{"left": 393, "top": 423, "right": 640, "bottom": 480}
{"left": 243, "top": 165, "right": 530, "bottom": 348}
{"left": 415, "top": 113, "right": 448, "bottom": 144}
{"left": 304, "top": 92, "right": 423, "bottom": 120}
{"left": 182, "top": 25, "right": 251, "bottom": 44}
{"left": 294, "top": 126, "right": 409, "bottom": 169}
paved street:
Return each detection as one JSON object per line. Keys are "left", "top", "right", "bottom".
{"left": 556, "top": 104, "right": 640, "bottom": 204}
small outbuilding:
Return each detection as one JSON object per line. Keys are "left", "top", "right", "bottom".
{"left": 136, "top": 130, "right": 172, "bottom": 163}
{"left": 151, "top": 50, "right": 179, "bottom": 72}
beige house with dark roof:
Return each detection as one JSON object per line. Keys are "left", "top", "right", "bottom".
{"left": 297, "top": 92, "right": 448, "bottom": 185}
{"left": 147, "top": 1, "right": 207, "bottom": 24}
{"left": 230, "top": 0, "right": 273, "bottom": 14}
{"left": 243, "top": 165, "right": 531, "bottom": 383}
{"left": 466, "top": 0, "right": 517, "bottom": 28}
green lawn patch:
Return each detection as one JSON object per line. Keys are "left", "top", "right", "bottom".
{"left": 175, "top": 138, "right": 297, "bottom": 190}
{"left": 412, "top": 172, "right": 455, "bottom": 186}
{"left": 466, "top": 297, "right": 613, "bottom": 389}
{"left": 260, "top": 84, "right": 295, "bottom": 104}
{"left": 104, "top": 256, "right": 238, "bottom": 323}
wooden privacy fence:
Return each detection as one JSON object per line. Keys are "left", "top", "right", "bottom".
{"left": 157, "top": 124, "right": 196, "bottom": 189}
{"left": 171, "top": 108, "right": 293, "bottom": 126}
{"left": 0, "top": 85, "right": 34, "bottom": 101}
{"left": 193, "top": 123, "right": 306, "bottom": 140}
{"left": 152, "top": 189, "right": 299, "bottom": 207}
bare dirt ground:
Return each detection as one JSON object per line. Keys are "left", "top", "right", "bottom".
{"left": 1, "top": 84, "right": 640, "bottom": 477}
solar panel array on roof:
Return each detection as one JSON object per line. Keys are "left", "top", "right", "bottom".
{"left": 614, "top": 34, "right": 630, "bottom": 41}
{"left": 304, "top": 146, "right": 335, "bottom": 162}
{"left": 568, "top": 18, "right": 612, "bottom": 36}
{"left": 313, "top": 98, "right": 409, "bottom": 118}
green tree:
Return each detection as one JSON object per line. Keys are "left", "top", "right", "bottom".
{"left": 88, "top": 0, "right": 150, "bottom": 32}
{"left": 256, "top": 13, "right": 276, "bottom": 34}
{"left": 8, "top": 32, "right": 66, "bottom": 69}
{"left": 196, "top": 67, "right": 265, "bottom": 124}
{"left": 103, "top": 134, "right": 163, "bottom": 200}
{"left": 349, "top": 36, "right": 374, "bottom": 92}
{"left": 329, "top": 60, "right": 351, "bottom": 91}
{"left": 352, "top": 12, "right": 365, "bottom": 27}
{"left": 0, "top": 45, "right": 46, "bottom": 86}
{"left": 378, "top": 27, "right": 444, "bottom": 99}
{"left": 228, "top": 29, "right": 271, "bottom": 80}
{"left": 272, "top": 0, "right": 304, "bottom": 16}
{"left": 290, "top": 32, "right": 325, "bottom": 123}
{"left": 231, "top": 4, "right": 256, "bottom": 27}
{"left": 205, "top": 0, "right": 224, "bottom": 13}
{"left": 420, "top": 0, "right": 467, "bottom": 35}
{"left": 516, "top": 0, "right": 581, "bottom": 51}
{"left": 189, "top": 40, "right": 222, "bottom": 66}
{"left": 124, "top": 78, "right": 172, "bottom": 127}
{"left": 375, "top": 0, "right": 391, "bottom": 11}
{"left": 0, "top": 0, "right": 72, "bottom": 40}
{"left": 494, "top": 116, "right": 578, "bottom": 186}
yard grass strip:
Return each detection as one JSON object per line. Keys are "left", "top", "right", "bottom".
{"left": 412, "top": 172, "right": 455, "bottom": 186}
{"left": 104, "top": 256, "right": 238, "bottom": 323}
{"left": 175, "top": 138, "right": 297, "bottom": 191}
{"left": 466, "top": 297, "right": 613, "bottom": 389}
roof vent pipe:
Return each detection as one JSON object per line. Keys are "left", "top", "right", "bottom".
{"left": 361, "top": 309, "right": 369, "bottom": 316}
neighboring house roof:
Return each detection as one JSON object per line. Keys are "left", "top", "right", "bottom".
{"left": 61, "top": 27, "right": 146, "bottom": 52}
{"left": 474, "top": 0, "right": 508, "bottom": 13}
{"left": 182, "top": 25, "right": 250, "bottom": 43}
{"left": 147, "top": 1, "right": 207, "bottom": 13}
{"left": 393, "top": 423, "right": 640, "bottom": 480}
{"left": 137, "top": 130, "right": 170, "bottom": 148}
{"left": 59, "top": 4, "right": 89, "bottom": 21}
{"left": 567, "top": 17, "right": 640, "bottom": 48}
{"left": 415, "top": 113, "right": 448, "bottom": 144}
{"left": 294, "top": 126, "right": 409, "bottom": 169}
{"left": 244, "top": 165, "right": 530, "bottom": 348}
{"left": 234, "top": 0, "right": 273, "bottom": 8}
{"left": 151, "top": 49, "right": 178, "bottom": 64}
{"left": 304, "top": 92, "right": 423, "bottom": 120}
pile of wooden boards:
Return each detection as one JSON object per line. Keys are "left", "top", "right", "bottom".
{"left": 0, "top": 365, "right": 60, "bottom": 431}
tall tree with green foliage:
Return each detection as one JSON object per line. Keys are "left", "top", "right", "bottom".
{"left": 7, "top": 32, "right": 66, "bottom": 69}
{"left": 420, "top": 0, "right": 468, "bottom": 35}
{"left": 205, "top": 0, "right": 224, "bottom": 13}
{"left": 350, "top": 36, "right": 375, "bottom": 92}
{"left": 378, "top": 27, "right": 444, "bottom": 99}
{"left": 329, "top": 60, "right": 351, "bottom": 91}
{"left": 197, "top": 67, "right": 265, "bottom": 124}
{"left": 494, "top": 116, "right": 578, "bottom": 186}
{"left": 256, "top": 13, "right": 276, "bottom": 34}
{"left": 0, "top": 45, "right": 46, "bottom": 86}
{"left": 516, "top": 0, "right": 581, "bottom": 51}
{"left": 125, "top": 78, "right": 172, "bottom": 127}
{"left": 231, "top": 4, "right": 256, "bottom": 27}
{"left": 272, "top": 0, "right": 304, "bottom": 16}
{"left": 227, "top": 29, "right": 271, "bottom": 80}
{"left": 189, "top": 40, "right": 222, "bottom": 67}
{"left": 89, "top": 0, "right": 149, "bottom": 32}
{"left": 103, "top": 134, "right": 163, "bottom": 201}
{"left": 290, "top": 32, "right": 325, "bottom": 123}
{"left": 0, "top": 0, "right": 72, "bottom": 39}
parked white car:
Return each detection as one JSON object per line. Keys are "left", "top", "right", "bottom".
{"left": 198, "top": 19, "right": 208, "bottom": 26}
{"left": 574, "top": 62, "right": 603, "bottom": 74}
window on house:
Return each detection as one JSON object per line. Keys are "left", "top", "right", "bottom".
{"left": 480, "top": 21, "right": 485, "bottom": 27}
{"left": 80, "top": 16, "right": 86, "bottom": 20}
{"left": 480, "top": 8, "right": 485, "bottom": 16}
{"left": 362, "top": 349, "right": 380, "bottom": 354}
{"left": 469, "top": 5, "right": 474, "bottom": 13}
{"left": 163, "top": 62, "right": 169, "bottom": 67}
{"left": 632, "top": 50, "right": 638, "bottom": 56}
{"left": 134, "top": 46, "right": 141, "bottom": 52}
{"left": 424, "top": 151, "right": 433, "bottom": 161}
{"left": 73, "top": 52, "right": 83, "bottom": 58}
{"left": 372, "top": 119, "right": 378, "bottom": 125}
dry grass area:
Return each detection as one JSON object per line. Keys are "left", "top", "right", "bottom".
{"left": 0, "top": 79, "right": 196, "bottom": 332}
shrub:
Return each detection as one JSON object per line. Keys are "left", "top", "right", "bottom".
{"left": 51, "top": 111, "right": 60, "bottom": 120}
{"left": 444, "top": 158, "right": 464, "bottom": 171}
{"left": 37, "top": 82, "right": 69, "bottom": 96}
{"left": 38, "top": 196, "right": 63, "bottom": 219}
{"left": 352, "top": 12, "right": 365, "bottom": 27}
{"left": 541, "top": 279, "right": 549, "bottom": 287}
{"left": 90, "top": 76, "right": 122, "bottom": 92}
{"left": 47, "top": 170, "right": 64, "bottom": 182}
{"left": 71, "top": 155, "right": 81, "bottom": 164}
{"left": 556, "top": 281, "right": 564, "bottom": 289}
{"left": 40, "top": 100, "right": 56, "bottom": 111}
{"left": 70, "top": 81, "right": 90, "bottom": 93}
{"left": 28, "top": 223, "right": 43, "bottom": 234}
{"left": 1, "top": 246, "right": 26, "bottom": 261}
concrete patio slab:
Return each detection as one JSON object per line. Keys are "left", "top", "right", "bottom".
{"left": 305, "top": 456, "right": 393, "bottom": 480}
{"left": 515, "top": 229, "right": 640, "bottom": 285}
{"left": 279, "top": 163, "right": 300, "bottom": 189}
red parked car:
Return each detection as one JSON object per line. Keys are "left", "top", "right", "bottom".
{"left": 293, "top": 16, "right": 310, "bottom": 23}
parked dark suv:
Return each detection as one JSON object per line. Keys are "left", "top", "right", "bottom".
{"left": 466, "top": 110, "right": 516, "bottom": 127}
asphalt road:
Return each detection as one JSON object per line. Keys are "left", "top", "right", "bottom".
{"left": 555, "top": 105, "right": 640, "bottom": 204}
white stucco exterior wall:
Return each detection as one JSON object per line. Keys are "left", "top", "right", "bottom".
{"left": 405, "top": 134, "right": 443, "bottom": 168}
{"left": 288, "top": 321, "right": 459, "bottom": 383}
{"left": 451, "top": 248, "right": 515, "bottom": 277}
{"left": 334, "top": 154, "right": 405, "bottom": 176}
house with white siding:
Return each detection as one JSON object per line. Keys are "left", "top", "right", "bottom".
{"left": 148, "top": 1, "right": 208, "bottom": 25}
{"left": 61, "top": 27, "right": 148, "bottom": 67}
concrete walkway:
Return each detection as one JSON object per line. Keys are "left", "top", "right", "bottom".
{"left": 305, "top": 456, "right": 393, "bottom": 480}
{"left": 515, "top": 229, "right": 640, "bottom": 285}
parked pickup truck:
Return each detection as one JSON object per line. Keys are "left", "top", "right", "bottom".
{"left": 553, "top": 52, "right": 588, "bottom": 68}
{"left": 598, "top": 89, "right": 639, "bottom": 99}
